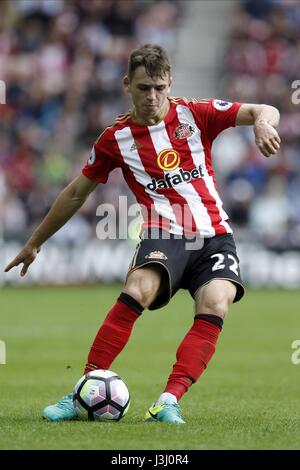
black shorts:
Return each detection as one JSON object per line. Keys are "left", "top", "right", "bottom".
{"left": 127, "top": 229, "right": 245, "bottom": 310}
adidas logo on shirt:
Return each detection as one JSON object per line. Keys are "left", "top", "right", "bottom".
{"left": 130, "top": 140, "right": 142, "bottom": 151}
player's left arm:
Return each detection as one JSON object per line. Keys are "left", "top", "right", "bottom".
{"left": 235, "top": 103, "right": 281, "bottom": 158}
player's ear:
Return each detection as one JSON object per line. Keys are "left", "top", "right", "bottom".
{"left": 123, "top": 76, "right": 130, "bottom": 93}
{"left": 167, "top": 75, "right": 172, "bottom": 93}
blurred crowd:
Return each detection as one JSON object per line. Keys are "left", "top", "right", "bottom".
{"left": 1, "top": 0, "right": 299, "bottom": 250}
{"left": 0, "top": 0, "right": 180, "bottom": 243}
{"left": 216, "top": 0, "right": 300, "bottom": 249}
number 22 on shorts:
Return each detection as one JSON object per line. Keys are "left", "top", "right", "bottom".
{"left": 211, "top": 253, "right": 239, "bottom": 276}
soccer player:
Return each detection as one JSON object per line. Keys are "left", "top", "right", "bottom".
{"left": 5, "top": 44, "right": 281, "bottom": 423}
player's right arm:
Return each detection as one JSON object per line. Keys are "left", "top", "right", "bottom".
{"left": 4, "top": 174, "right": 97, "bottom": 276}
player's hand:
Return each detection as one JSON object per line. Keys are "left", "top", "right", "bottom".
{"left": 4, "top": 245, "right": 41, "bottom": 277}
{"left": 253, "top": 120, "right": 281, "bottom": 158}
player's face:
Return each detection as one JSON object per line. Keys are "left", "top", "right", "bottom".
{"left": 124, "top": 66, "right": 171, "bottom": 122}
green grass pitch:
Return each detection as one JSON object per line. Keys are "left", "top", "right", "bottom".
{"left": 0, "top": 285, "right": 299, "bottom": 450}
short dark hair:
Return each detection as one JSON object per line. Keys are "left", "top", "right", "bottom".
{"left": 128, "top": 44, "right": 171, "bottom": 81}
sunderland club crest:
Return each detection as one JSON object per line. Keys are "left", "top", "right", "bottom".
{"left": 173, "top": 123, "right": 195, "bottom": 139}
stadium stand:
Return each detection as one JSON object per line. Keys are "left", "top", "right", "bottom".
{"left": 0, "top": 0, "right": 180, "bottom": 243}
{"left": 216, "top": 0, "right": 300, "bottom": 250}
{"left": 1, "top": 0, "right": 299, "bottom": 287}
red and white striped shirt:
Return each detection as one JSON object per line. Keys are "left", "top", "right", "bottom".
{"left": 82, "top": 97, "right": 242, "bottom": 237}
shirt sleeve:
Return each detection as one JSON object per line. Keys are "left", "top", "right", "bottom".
{"left": 189, "top": 98, "right": 242, "bottom": 143}
{"left": 82, "top": 129, "right": 119, "bottom": 184}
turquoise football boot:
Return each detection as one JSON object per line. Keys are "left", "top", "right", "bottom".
{"left": 43, "top": 394, "right": 78, "bottom": 421}
{"left": 144, "top": 402, "right": 186, "bottom": 424}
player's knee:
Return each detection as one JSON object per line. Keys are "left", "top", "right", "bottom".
{"left": 196, "top": 280, "right": 236, "bottom": 320}
{"left": 201, "top": 299, "right": 230, "bottom": 319}
{"left": 124, "top": 270, "right": 160, "bottom": 308}
{"left": 198, "top": 292, "right": 235, "bottom": 320}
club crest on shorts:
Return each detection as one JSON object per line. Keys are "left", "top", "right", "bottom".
{"left": 173, "top": 123, "right": 195, "bottom": 139}
{"left": 145, "top": 251, "right": 168, "bottom": 260}
{"left": 213, "top": 100, "right": 233, "bottom": 111}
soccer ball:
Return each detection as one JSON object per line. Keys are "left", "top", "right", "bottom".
{"left": 72, "top": 369, "right": 130, "bottom": 421}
